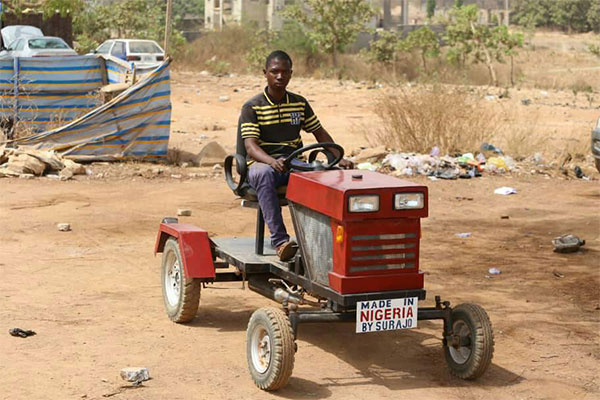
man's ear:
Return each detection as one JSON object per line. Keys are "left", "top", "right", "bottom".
{"left": 263, "top": 69, "right": 267, "bottom": 76}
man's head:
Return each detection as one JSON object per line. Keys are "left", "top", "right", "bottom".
{"left": 264, "top": 50, "right": 293, "bottom": 92}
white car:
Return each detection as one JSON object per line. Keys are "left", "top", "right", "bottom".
{"left": 1, "top": 25, "right": 43, "bottom": 49}
{"left": 93, "top": 39, "right": 165, "bottom": 68}
{"left": 4, "top": 36, "right": 77, "bottom": 57}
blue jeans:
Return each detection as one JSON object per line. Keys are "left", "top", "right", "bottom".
{"left": 247, "top": 161, "right": 304, "bottom": 248}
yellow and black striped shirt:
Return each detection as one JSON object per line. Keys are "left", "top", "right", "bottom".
{"left": 240, "top": 87, "right": 322, "bottom": 162}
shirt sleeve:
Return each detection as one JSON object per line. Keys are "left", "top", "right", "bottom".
{"left": 301, "top": 101, "right": 322, "bottom": 133}
{"left": 240, "top": 104, "right": 260, "bottom": 140}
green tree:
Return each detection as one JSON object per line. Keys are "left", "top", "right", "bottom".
{"left": 41, "top": 0, "right": 84, "bottom": 18}
{"left": 454, "top": 0, "right": 464, "bottom": 7}
{"left": 282, "top": 0, "right": 374, "bottom": 68}
{"left": 401, "top": 27, "right": 439, "bottom": 72}
{"left": 587, "top": 1, "right": 600, "bottom": 32}
{"left": 363, "top": 30, "right": 402, "bottom": 77}
{"left": 512, "top": 0, "right": 553, "bottom": 29}
{"left": 550, "top": 0, "right": 591, "bottom": 33}
{"left": 426, "top": 0, "right": 436, "bottom": 19}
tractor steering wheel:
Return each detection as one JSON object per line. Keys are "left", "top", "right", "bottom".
{"left": 283, "top": 142, "right": 344, "bottom": 172}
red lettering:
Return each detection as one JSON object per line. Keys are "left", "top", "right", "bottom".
{"left": 374, "top": 309, "right": 383, "bottom": 320}
{"left": 406, "top": 308, "right": 413, "bottom": 318}
{"left": 360, "top": 310, "right": 370, "bottom": 322}
{"left": 393, "top": 308, "right": 401, "bottom": 319}
{"left": 384, "top": 308, "right": 391, "bottom": 320}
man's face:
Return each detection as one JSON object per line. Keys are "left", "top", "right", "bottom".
{"left": 264, "top": 58, "right": 292, "bottom": 91}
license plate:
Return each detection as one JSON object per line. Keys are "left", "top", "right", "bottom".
{"left": 356, "top": 297, "right": 418, "bottom": 333}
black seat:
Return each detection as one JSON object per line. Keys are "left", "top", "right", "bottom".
{"left": 224, "top": 116, "right": 287, "bottom": 255}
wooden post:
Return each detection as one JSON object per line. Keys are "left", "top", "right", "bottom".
{"left": 164, "top": 0, "right": 173, "bottom": 57}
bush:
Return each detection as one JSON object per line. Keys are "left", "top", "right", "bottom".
{"left": 367, "top": 86, "right": 498, "bottom": 154}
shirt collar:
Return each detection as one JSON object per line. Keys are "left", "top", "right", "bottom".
{"left": 263, "top": 87, "right": 289, "bottom": 106}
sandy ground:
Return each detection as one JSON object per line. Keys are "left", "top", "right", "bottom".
{"left": 1, "top": 71, "right": 599, "bottom": 400}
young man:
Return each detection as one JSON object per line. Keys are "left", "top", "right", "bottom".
{"left": 239, "top": 50, "right": 353, "bottom": 261}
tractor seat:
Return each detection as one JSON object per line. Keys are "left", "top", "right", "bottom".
{"left": 237, "top": 184, "right": 288, "bottom": 203}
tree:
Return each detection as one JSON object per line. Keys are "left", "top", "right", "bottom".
{"left": 282, "top": 0, "right": 374, "bottom": 68}
{"left": 512, "top": 0, "right": 553, "bottom": 29}
{"left": 587, "top": 1, "right": 600, "bottom": 32}
{"left": 493, "top": 25, "right": 524, "bottom": 86}
{"left": 550, "top": 0, "right": 591, "bottom": 34}
{"left": 401, "top": 27, "right": 439, "bottom": 72}
{"left": 363, "top": 30, "right": 402, "bottom": 77}
{"left": 426, "top": 0, "right": 436, "bottom": 19}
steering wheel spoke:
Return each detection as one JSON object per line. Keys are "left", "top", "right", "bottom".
{"left": 283, "top": 142, "right": 344, "bottom": 172}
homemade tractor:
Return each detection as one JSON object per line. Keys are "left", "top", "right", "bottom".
{"left": 155, "top": 142, "right": 494, "bottom": 391}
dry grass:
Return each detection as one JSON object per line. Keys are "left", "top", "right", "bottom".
{"left": 366, "top": 85, "right": 499, "bottom": 154}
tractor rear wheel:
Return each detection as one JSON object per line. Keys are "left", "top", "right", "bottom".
{"left": 444, "top": 303, "right": 494, "bottom": 380}
{"left": 161, "top": 237, "right": 201, "bottom": 323}
{"left": 246, "top": 307, "right": 295, "bottom": 391}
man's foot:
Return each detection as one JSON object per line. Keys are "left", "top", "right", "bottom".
{"left": 276, "top": 241, "right": 297, "bottom": 261}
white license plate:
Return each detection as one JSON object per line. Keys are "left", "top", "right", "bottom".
{"left": 356, "top": 297, "right": 418, "bottom": 333}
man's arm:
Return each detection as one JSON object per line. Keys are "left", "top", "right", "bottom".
{"left": 312, "top": 127, "right": 354, "bottom": 169}
{"left": 244, "top": 138, "right": 286, "bottom": 173}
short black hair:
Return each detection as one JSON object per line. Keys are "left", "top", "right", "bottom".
{"left": 265, "top": 50, "right": 292, "bottom": 70}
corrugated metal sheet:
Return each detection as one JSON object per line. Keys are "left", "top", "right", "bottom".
{"left": 9, "top": 57, "right": 171, "bottom": 161}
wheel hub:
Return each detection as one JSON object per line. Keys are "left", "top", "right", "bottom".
{"left": 448, "top": 320, "right": 472, "bottom": 364}
{"left": 251, "top": 327, "right": 271, "bottom": 374}
{"left": 165, "top": 256, "right": 181, "bottom": 306}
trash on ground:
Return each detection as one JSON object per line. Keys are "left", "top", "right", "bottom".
{"left": 120, "top": 367, "right": 150, "bottom": 384}
{"left": 501, "top": 215, "right": 510, "bottom": 219}
{"left": 552, "top": 234, "right": 585, "bottom": 253}
{"left": 480, "top": 142, "right": 503, "bottom": 154}
{"left": 574, "top": 166, "right": 584, "bottom": 179}
{"left": 9, "top": 328, "right": 36, "bottom": 338}
{"left": 494, "top": 187, "right": 517, "bottom": 195}
{"left": 488, "top": 267, "right": 501, "bottom": 275}
{"left": 456, "top": 232, "right": 472, "bottom": 238}
{"left": 552, "top": 270, "right": 565, "bottom": 278}
{"left": 177, "top": 209, "right": 192, "bottom": 217}
{"left": 521, "top": 98, "right": 532, "bottom": 105}
{"left": 357, "top": 162, "right": 378, "bottom": 171}
{"left": 57, "top": 223, "right": 71, "bottom": 232}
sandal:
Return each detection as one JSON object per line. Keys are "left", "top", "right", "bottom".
{"left": 276, "top": 241, "right": 297, "bottom": 261}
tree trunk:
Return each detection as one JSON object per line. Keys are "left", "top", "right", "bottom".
{"left": 332, "top": 47, "right": 338, "bottom": 69}
{"left": 470, "top": 22, "right": 497, "bottom": 86}
{"left": 510, "top": 54, "right": 514, "bottom": 87}
{"left": 421, "top": 51, "right": 427, "bottom": 72}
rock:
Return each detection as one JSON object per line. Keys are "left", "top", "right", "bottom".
{"left": 120, "top": 367, "right": 150, "bottom": 383}
{"left": 151, "top": 167, "right": 164, "bottom": 175}
{"left": 218, "top": 95, "right": 230, "bottom": 102}
{"left": 6, "top": 153, "right": 46, "bottom": 176}
{"left": 177, "top": 209, "right": 192, "bottom": 216}
{"left": 59, "top": 168, "right": 74, "bottom": 181}
{"left": 23, "top": 149, "right": 64, "bottom": 171}
{"left": 212, "top": 164, "right": 223, "bottom": 171}
{"left": 170, "top": 174, "right": 182, "bottom": 179}
{"left": 57, "top": 223, "right": 71, "bottom": 232}
{"left": 521, "top": 98, "right": 532, "bottom": 106}
{"left": 196, "top": 141, "right": 227, "bottom": 167}
{"left": 180, "top": 162, "right": 190, "bottom": 168}
{"left": 354, "top": 145, "right": 387, "bottom": 163}
{"left": 199, "top": 70, "right": 210, "bottom": 77}
{"left": 63, "top": 159, "right": 86, "bottom": 175}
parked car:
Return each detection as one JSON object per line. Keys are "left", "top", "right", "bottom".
{"left": 1, "top": 25, "right": 43, "bottom": 49}
{"left": 593, "top": 118, "right": 600, "bottom": 173}
{"left": 92, "top": 39, "right": 164, "bottom": 68}
{"left": 1, "top": 36, "right": 77, "bottom": 57}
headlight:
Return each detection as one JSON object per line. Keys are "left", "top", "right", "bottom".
{"left": 394, "top": 193, "right": 424, "bottom": 210}
{"left": 348, "top": 195, "right": 379, "bottom": 213}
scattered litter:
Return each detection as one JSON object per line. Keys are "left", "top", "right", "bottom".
{"left": 212, "top": 164, "right": 223, "bottom": 171}
{"left": 521, "top": 98, "right": 532, "bottom": 106}
{"left": 57, "top": 223, "right": 71, "bottom": 232}
{"left": 177, "top": 209, "right": 192, "bottom": 217}
{"left": 428, "top": 176, "right": 438, "bottom": 181}
{"left": 455, "top": 232, "right": 472, "bottom": 238}
{"left": 357, "top": 162, "right": 377, "bottom": 171}
{"left": 455, "top": 196, "right": 474, "bottom": 201}
{"left": 540, "top": 354, "right": 558, "bottom": 359}
{"left": 120, "top": 367, "right": 150, "bottom": 385}
{"left": 573, "top": 166, "right": 584, "bottom": 179}
{"left": 487, "top": 157, "right": 508, "bottom": 171}
{"left": 488, "top": 267, "right": 501, "bottom": 275}
{"left": 552, "top": 270, "right": 564, "bottom": 278}
{"left": 430, "top": 146, "right": 440, "bottom": 157}
{"left": 480, "top": 142, "right": 503, "bottom": 154}
{"left": 540, "top": 90, "right": 549, "bottom": 97}
{"left": 170, "top": 174, "right": 182, "bottom": 179}
{"left": 552, "top": 234, "right": 585, "bottom": 253}
{"left": 484, "top": 95, "right": 495, "bottom": 101}
{"left": 494, "top": 186, "right": 517, "bottom": 195}
{"left": 218, "top": 95, "right": 230, "bottom": 102}
{"left": 501, "top": 215, "right": 510, "bottom": 219}
{"left": 9, "top": 328, "right": 36, "bottom": 338}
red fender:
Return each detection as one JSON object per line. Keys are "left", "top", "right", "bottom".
{"left": 155, "top": 223, "right": 215, "bottom": 279}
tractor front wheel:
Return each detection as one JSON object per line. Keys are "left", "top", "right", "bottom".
{"left": 246, "top": 307, "right": 295, "bottom": 391}
{"left": 444, "top": 303, "right": 494, "bottom": 380}
{"left": 161, "top": 237, "right": 201, "bottom": 323}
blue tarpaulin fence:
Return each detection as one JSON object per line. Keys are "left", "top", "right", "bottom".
{"left": 3, "top": 55, "right": 170, "bottom": 161}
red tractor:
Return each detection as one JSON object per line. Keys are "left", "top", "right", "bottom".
{"left": 155, "top": 142, "right": 494, "bottom": 391}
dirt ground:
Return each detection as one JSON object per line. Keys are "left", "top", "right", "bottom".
{"left": 1, "top": 70, "right": 599, "bottom": 400}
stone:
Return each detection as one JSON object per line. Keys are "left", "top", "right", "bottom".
{"left": 177, "top": 209, "right": 192, "bottom": 216}
{"left": 196, "top": 141, "right": 227, "bottom": 167}
{"left": 120, "top": 367, "right": 150, "bottom": 383}
{"left": 218, "top": 95, "right": 230, "bottom": 102}
{"left": 59, "top": 168, "right": 74, "bottom": 181}
{"left": 199, "top": 70, "right": 210, "bottom": 77}
{"left": 57, "top": 223, "right": 71, "bottom": 232}
{"left": 170, "top": 174, "right": 182, "bottom": 179}
{"left": 354, "top": 145, "right": 388, "bottom": 163}
{"left": 63, "top": 159, "right": 86, "bottom": 175}
{"left": 7, "top": 153, "right": 46, "bottom": 176}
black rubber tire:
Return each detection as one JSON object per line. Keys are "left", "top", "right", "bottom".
{"left": 161, "top": 237, "right": 201, "bottom": 323}
{"left": 444, "top": 303, "right": 494, "bottom": 380}
{"left": 246, "top": 307, "right": 295, "bottom": 391}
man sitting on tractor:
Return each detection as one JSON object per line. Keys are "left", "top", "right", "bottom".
{"left": 239, "top": 50, "right": 353, "bottom": 261}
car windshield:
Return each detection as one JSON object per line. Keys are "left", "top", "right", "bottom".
{"left": 129, "top": 41, "right": 162, "bottom": 53}
{"left": 28, "top": 38, "right": 69, "bottom": 49}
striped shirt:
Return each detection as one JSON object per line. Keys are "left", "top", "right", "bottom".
{"left": 240, "top": 87, "right": 322, "bottom": 162}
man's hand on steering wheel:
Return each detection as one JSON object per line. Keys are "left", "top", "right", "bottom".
{"left": 339, "top": 159, "right": 354, "bottom": 169}
{"left": 269, "top": 157, "right": 287, "bottom": 173}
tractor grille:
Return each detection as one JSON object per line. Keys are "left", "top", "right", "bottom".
{"left": 349, "top": 233, "right": 417, "bottom": 273}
